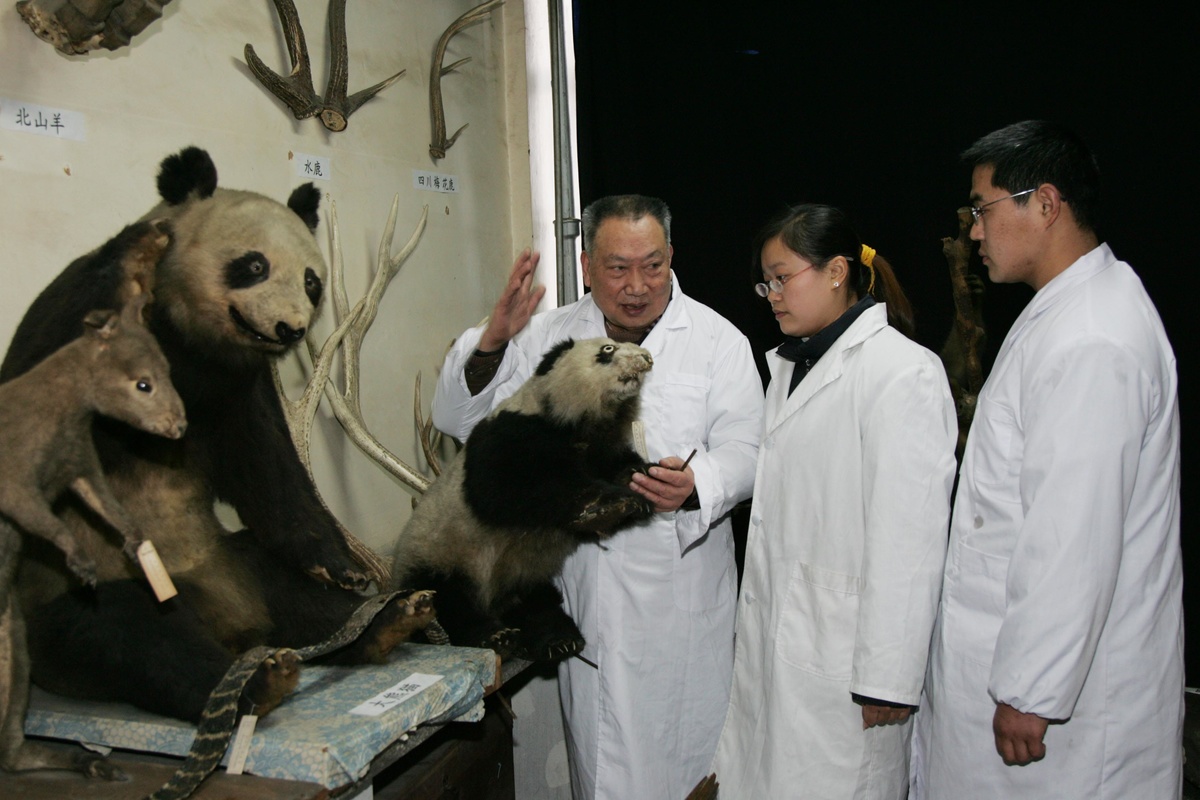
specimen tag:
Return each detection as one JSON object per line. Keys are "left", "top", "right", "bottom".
{"left": 631, "top": 420, "right": 649, "bottom": 461}
{"left": 137, "top": 540, "right": 178, "bottom": 602}
{"left": 226, "top": 714, "right": 258, "bottom": 775}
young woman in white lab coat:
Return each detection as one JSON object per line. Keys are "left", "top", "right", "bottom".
{"left": 712, "top": 204, "right": 958, "bottom": 799}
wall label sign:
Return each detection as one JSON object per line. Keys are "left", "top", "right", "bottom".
{"left": 293, "top": 151, "right": 332, "bottom": 181}
{"left": 1, "top": 98, "right": 86, "bottom": 141}
{"left": 413, "top": 170, "right": 459, "bottom": 193}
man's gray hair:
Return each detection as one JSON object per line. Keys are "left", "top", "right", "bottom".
{"left": 581, "top": 195, "right": 672, "bottom": 255}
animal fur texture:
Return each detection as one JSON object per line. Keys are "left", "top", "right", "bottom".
{"left": 0, "top": 147, "right": 430, "bottom": 726}
{"left": 390, "top": 338, "right": 656, "bottom": 661}
{"left": 0, "top": 222, "right": 186, "bottom": 778}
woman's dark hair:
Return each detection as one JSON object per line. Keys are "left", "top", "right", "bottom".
{"left": 753, "top": 203, "right": 915, "bottom": 338}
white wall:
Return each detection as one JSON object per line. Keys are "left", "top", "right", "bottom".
{"left": 0, "top": 0, "right": 532, "bottom": 552}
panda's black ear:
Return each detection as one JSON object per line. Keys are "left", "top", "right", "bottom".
{"left": 288, "top": 183, "right": 321, "bottom": 232}
{"left": 536, "top": 339, "right": 575, "bottom": 376}
{"left": 156, "top": 147, "right": 218, "bottom": 205}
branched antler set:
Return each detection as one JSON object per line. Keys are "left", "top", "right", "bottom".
{"left": 274, "top": 199, "right": 446, "bottom": 582}
{"left": 245, "top": 0, "right": 406, "bottom": 132}
{"left": 246, "top": 0, "right": 504, "bottom": 148}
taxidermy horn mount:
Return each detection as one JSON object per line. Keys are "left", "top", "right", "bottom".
{"left": 245, "top": 0, "right": 405, "bottom": 132}
{"left": 16, "top": 0, "right": 174, "bottom": 55}
{"left": 429, "top": 0, "right": 504, "bottom": 160}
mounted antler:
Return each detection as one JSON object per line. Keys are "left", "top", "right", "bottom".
{"left": 318, "top": 198, "right": 432, "bottom": 491}
{"left": 414, "top": 371, "right": 445, "bottom": 478}
{"left": 273, "top": 198, "right": 431, "bottom": 584}
{"left": 429, "top": 0, "right": 504, "bottom": 160}
{"left": 245, "top": 0, "right": 405, "bottom": 132}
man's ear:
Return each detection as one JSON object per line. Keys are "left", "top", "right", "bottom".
{"left": 1035, "top": 182, "right": 1065, "bottom": 227}
{"left": 580, "top": 251, "right": 593, "bottom": 289}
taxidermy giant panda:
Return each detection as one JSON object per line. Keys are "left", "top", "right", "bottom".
{"left": 0, "top": 147, "right": 431, "bottom": 724}
{"left": 390, "top": 337, "right": 656, "bottom": 661}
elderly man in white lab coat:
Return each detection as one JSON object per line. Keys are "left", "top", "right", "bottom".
{"left": 432, "top": 194, "right": 763, "bottom": 799}
{"left": 912, "top": 121, "right": 1183, "bottom": 799}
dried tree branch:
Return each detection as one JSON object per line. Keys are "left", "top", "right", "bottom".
{"left": 429, "top": 0, "right": 504, "bottom": 160}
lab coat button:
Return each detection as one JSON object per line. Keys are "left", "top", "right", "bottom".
{"left": 973, "top": 515, "right": 983, "bottom": 529}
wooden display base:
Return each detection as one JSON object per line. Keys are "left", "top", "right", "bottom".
{"left": 0, "top": 740, "right": 327, "bottom": 800}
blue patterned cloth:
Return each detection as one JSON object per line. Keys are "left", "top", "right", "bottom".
{"left": 25, "top": 643, "right": 497, "bottom": 788}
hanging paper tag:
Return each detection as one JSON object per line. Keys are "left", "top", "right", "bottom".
{"left": 137, "top": 540, "right": 178, "bottom": 602}
{"left": 226, "top": 714, "right": 258, "bottom": 775}
{"left": 631, "top": 420, "right": 649, "bottom": 461}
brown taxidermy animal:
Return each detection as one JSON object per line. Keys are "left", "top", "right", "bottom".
{"left": 0, "top": 222, "right": 186, "bottom": 779}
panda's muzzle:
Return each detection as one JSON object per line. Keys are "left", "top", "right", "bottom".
{"left": 229, "top": 306, "right": 306, "bottom": 347}
{"left": 619, "top": 352, "right": 653, "bottom": 383}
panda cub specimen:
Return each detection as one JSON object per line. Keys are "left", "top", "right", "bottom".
{"left": 391, "top": 337, "right": 656, "bottom": 660}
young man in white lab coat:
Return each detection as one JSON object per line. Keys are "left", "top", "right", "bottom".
{"left": 432, "top": 195, "right": 763, "bottom": 799}
{"left": 912, "top": 120, "right": 1183, "bottom": 799}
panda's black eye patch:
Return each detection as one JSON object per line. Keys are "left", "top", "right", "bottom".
{"left": 305, "top": 268, "right": 323, "bottom": 307}
{"left": 226, "top": 252, "right": 270, "bottom": 289}
{"left": 596, "top": 344, "right": 616, "bottom": 364}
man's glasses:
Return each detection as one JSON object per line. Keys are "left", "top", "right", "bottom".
{"left": 968, "top": 188, "right": 1036, "bottom": 225}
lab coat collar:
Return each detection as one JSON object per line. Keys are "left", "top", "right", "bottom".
{"left": 765, "top": 302, "right": 889, "bottom": 434}
{"left": 993, "top": 243, "right": 1116, "bottom": 366}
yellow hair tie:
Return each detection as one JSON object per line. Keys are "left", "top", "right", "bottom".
{"left": 860, "top": 244, "right": 877, "bottom": 294}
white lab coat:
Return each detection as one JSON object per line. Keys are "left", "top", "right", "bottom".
{"left": 713, "top": 303, "right": 957, "bottom": 799}
{"left": 432, "top": 273, "right": 763, "bottom": 799}
{"left": 912, "top": 244, "right": 1183, "bottom": 799}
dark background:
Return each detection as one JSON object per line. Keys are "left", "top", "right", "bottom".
{"left": 572, "top": 2, "right": 1197, "bottom": 679}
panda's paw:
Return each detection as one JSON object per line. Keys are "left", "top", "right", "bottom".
{"left": 571, "top": 492, "right": 655, "bottom": 534}
{"left": 243, "top": 648, "right": 301, "bottom": 717}
{"left": 514, "top": 633, "right": 586, "bottom": 662}
{"left": 616, "top": 463, "right": 655, "bottom": 484}
{"left": 485, "top": 627, "right": 521, "bottom": 658}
